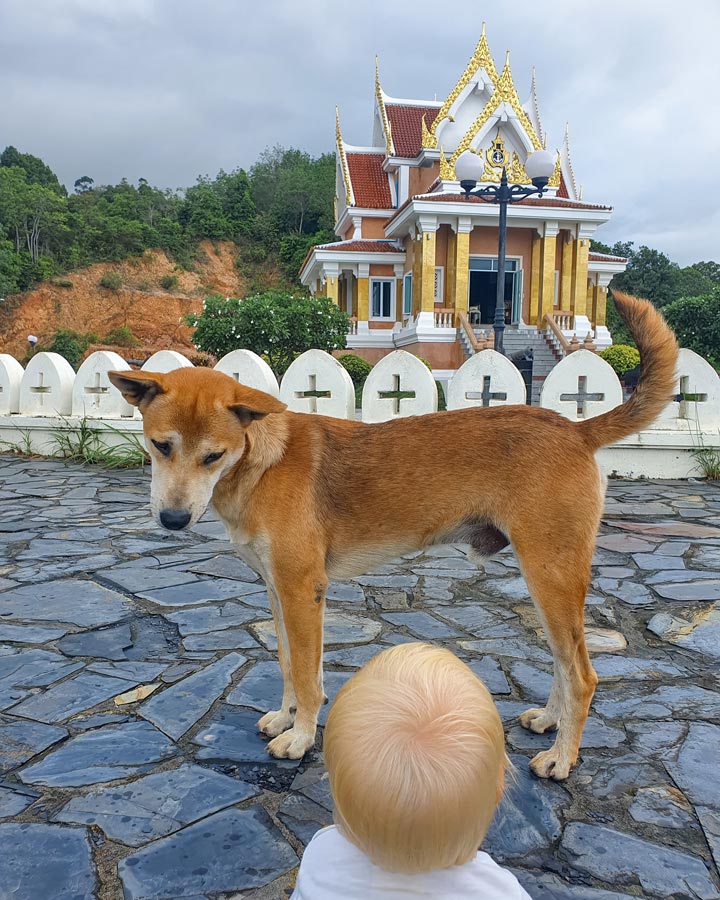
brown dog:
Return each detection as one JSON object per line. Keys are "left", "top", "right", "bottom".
{"left": 109, "top": 293, "right": 677, "bottom": 780}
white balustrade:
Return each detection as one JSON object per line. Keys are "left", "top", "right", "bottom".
{"left": 214, "top": 350, "right": 280, "bottom": 398}
{"left": 540, "top": 349, "right": 622, "bottom": 421}
{"left": 0, "top": 354, "right": 24, "bottom": 415}
{"left": 361, "top": 350, "right": 437, "bottom": 423}
{"left": 141, "top": 350, "right": 194, "bottom": 373}
{"left": 651, "top": 349, "right": 720, "bottom": 431}
{"left": 447, "top": 349, "right": 527, "bottom": 410}
{"left": 18, "top": 352, "right": 75, "bottom": 417}
{"left": 279, "top": 349, "right": 354, "bottom": 418}
{"left": 72, "top": 351, "right": 135, "bottom": 419}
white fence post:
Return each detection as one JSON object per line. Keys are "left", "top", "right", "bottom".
{"left": 539, "top": 349, "right": 622, "bottom": 421}
{"left": 361, "top": 350, "right": 438, "bottom": 423}
{"left": 141, "top": 350, "right": 194, "bottom": 373}
{"left": 279, "top": 349, "right": 355, "bottom": 418}
{"left": 447, "top": 349, "right": 527, "bottom": 410}
{"left": 651, "top": 348, "right": 720, "bottom": 431}
{"left": 214, "top": 350, "right": 280, "bottom": 398}
{"left": 72, "top": 351, "right": 135, "bottom": 419}
{"left": 18, "top": 352, "right": 75, "bottom": 417}
{"left": 0, "top": 355, "right": 24, "bottom": 415}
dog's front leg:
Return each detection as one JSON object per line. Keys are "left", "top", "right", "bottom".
{"left": 265, "top": 567, "right": 326, "bottom": 760}
{"left": 257, "top": 584, "right": 297, "bottom": 739}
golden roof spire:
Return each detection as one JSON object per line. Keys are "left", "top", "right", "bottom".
{"left": 563, "top": 122, "right": 579, "bottom": 198}
{"left": 335, "top": 106, "right": 353, "bottom": 207}
{"left": 375, "top": 56, "right": 394, "bottom": 156}
{"left": 530, "top": 66, "right": 544, "bottom": 145}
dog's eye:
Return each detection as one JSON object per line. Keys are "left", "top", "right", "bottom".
{"left": 203, "top": 451, "right": 225, "bottom": 465}
{"left": 152, "top": 440, "right": 171, "bottom": 457}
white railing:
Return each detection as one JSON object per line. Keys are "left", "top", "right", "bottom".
{"left": 0, "top": 346, "right": 718, "bottom": 478}
{"left": 433, "top": 308, "right": 455, "bottom": 328}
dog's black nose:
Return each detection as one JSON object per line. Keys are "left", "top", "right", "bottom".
{"left": 159, "top": 508, "right": 191, "bottom": 530}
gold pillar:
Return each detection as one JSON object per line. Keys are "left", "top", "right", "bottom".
{"left": 325, "top": 273, "right": 339, "bottom": 305}
{"left": 530, "top": 233, "right": 541, "bottom": 323}
{"left": 594, "top": 285, "right": 607, "bottom": 327}
{"left": 396, "top": 277, "right": 404, "bottom": 320}
{"left": 571, "top": 237, "right": 590, "bottom": 317}
{"left": 538, "top": 232, "right": 557, "bottom": 325}
{"left": 446, "top": 229, "right": 457, "bottom": 307}
{"left": 412, "top": 236, "right": 422, "bottom": 315}
{"left": 421, "top": 229, "right": 436, "bottom": 312}
{"left": 454, "top": 230, "right": 470, "bottom": 320}
{"left": 586, "top": 281, "right": 594, "bottom": 323}
{"left": 357, "top": 276, "right": 369, "bottom": 321}
{"left": 560, "top": 234, "right": 574, "bottom": 311}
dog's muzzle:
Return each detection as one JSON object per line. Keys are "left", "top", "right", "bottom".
{"left": 159, "top": 508, "right": 192, "bottom": 531}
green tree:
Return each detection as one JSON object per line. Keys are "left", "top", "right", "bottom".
{"left": 74, "top": 176, "right": 94, "bottom": 193}
{"left": 664, "top": 288, "right": 720, "bottom": 370}
{"left": 609, "top": 243, "right": 682, "bottom": 307}
{"left": 1, "top": 146, "right": 66, "bottom": 195}
{"left": 186, "top": 291, "right": 348, "bottom": 375}
{"left": 181, "top": 178, "right": 231, "bottom": 241}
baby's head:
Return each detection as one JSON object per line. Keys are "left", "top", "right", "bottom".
{"left": 324, "top": 642, "right": 507, "bottom": 874}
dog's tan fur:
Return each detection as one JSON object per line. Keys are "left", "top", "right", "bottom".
{"left": 109, "top": 293, "right": 678, "bottom": 779}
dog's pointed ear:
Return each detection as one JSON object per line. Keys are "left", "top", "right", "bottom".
{"left": 228, "top": 393, "right": 287, "bottom": 426}
{"left": 108, "top": 371, "right": 166, "bottom": 408}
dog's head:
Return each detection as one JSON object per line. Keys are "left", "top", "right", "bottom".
{"left": 108, "top": 368, "right": 286, "bottom": 531}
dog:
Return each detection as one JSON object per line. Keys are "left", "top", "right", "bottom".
{"left": 108, "top": 292, "right": 677, "bottom": 780}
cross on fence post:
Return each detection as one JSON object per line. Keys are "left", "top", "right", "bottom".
{"left": 675, "top": 375, "right": 708, "bottom": 420}
{"left": 378, "top": 373, "right": 416, "bottom": 416}
{"left": 30, "top": 372, "right": 52, "bottom": 408}
{"left": 83, "top": 371, "right": 110, "bottom": 408}
{"left": 560, "top": 375, "right": 605, "bottom": 418}
{"left": 465, "top": 375, "right": 508, "bottom": 407}
{"left": 295, "top": 373, "right": 331, "bottom": 413}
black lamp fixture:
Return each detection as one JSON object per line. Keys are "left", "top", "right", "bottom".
{"left": 454, "top": 148, "right": 556, "bottom": 355}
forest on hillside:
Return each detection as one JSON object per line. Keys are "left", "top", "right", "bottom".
{"left": 0, "top": 145, "right": 336, "bottom": 297}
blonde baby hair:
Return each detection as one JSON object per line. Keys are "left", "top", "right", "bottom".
{"left": 323, "top": 642, "right": 508, "bottom": 874}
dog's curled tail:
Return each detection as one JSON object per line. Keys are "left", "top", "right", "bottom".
{"left": 578, "top": 292, "right": 678, "bottom": 451}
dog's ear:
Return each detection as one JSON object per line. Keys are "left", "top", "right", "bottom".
{"left": 108, "top": 371, "right": 166, "bottom": 408}
{"left": 228, "top": 394, "right": 287, "bottom": 426}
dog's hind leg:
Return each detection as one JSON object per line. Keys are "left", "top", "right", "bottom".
{"left": 257, "top": 583, "right": 297, "bottom": 739}
{"left": 265, "top": 563, "right": 327, "bottom": 760}
{"left": 511, "top": 525, "right": 598, "bottom": 781}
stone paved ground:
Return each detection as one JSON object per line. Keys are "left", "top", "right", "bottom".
{"left": 0, "top": 455, "right": 718, "bottom": 900}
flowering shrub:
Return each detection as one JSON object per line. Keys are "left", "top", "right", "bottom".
{"left": 186, "top": 290, "right": 348, "bottom": 375}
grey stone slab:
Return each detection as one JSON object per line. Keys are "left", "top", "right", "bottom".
{"left": 0, "top": 578, "right": 132, "bottom": 626}
{"left": 19, "top": 720, "right": 177, "bottom": 787}
{"left": 165, "top": 602, "right": 261, "bottom": 636}
{"left": 10, "top": 553, "right": 118, "bottom": 584}
{"left": 118, "top": 806, "right": 298, "bottom": 898}
{"left": 55, "top": 763, "right": 258, "bottom": 846}
{"left": 87, "top": 661, "right": 168, "bottom": 682}
{"left": 654, "top": 580, "right": 720, "bottom": 602}
{"left": 56, "top": 623, "right": 133, "bottom": 660}
{"left": 0, "top": 716, "right": 67, "bottom": 773}
{"left": 183, "top": 629, "right": 260, "bottom": 652}
{"left": 574, "top": 753, "right": 667, "bottom": 800}
{"left": 481, "top": 576, "right": 530, "bottom": 600}
{"left": 627, "top": 720, "right": 687, "bottom": 758}
{"left": 326, "top": 582, "right": 365, "bottom": 603}
{"left": 277, "top": 792, "right": 333, "bottom": 846}
{"left": 291, "top": 765, "right": 333, "bottom": 811}
{"left": 561, "top": 822, "right": 719, "bottom": 899}
{"left": 629, "top": 784, "right": 696, "bottom": 829}
{"left": 414, "top": 556, "right": 478, "bottom": 571}
{"left": 595, "top": 685, "right": 720, "bottom": 721}
{"left": 44, "top": 526, "right": 110, "bottom": 541}
{"left": 324, "top": 643, "right": 382, "bottom": 668}
{"left": 666, "top": 723, "right": 720, "bottom": 810}
{"left": 646, "top": 569, "right": 720, "bottom": 584}
{"left": 16, "top": 538, "right": 108, "bottom": 561}
{"left": 483, "top": 754, "right": 567, "bottom": 862}
{"left": 431, "top": 603, "right": 516, "bottom": 633}
{"left": 124, "top": 615, "right": 181, "bottom": 660}
{"left": 139, "top": 653, "right": 246, "bottom": 740}
{"left": 656, "top": 540, "right": 691, "bottom": 556}
{"left": 0, "top": 784, "right": 37, "bottom": 817}
{"left": 508, "top": 661, "right": 553, "bottom": 702}
{"left": 698, "top": 806, "right": 720, "bottom": 873}
{"left": 193, "top": 705, "right": 300, "bottom": 768}
{"left": 417, "top": 576, "right": 453, "bottom": 602}
{"left": 353, "top": 574, "right": 418, "bottom": 590}
{"left": 252, "top": 611, "right": 381, "bottom": 651}
{"left": 648, "top": 605, "right": 720, "bottom": 659}
{"left": 595, "top": 579, "right": 655, "bottom": 606}
{"left": 97, "top": 565, "right": 200, "bottom": 593}
{"left": 161, "top": 662, "right": 201, "bottom": 683}
{"left": 593, "top": 655, "right": 685, "bottom": 680}
{"left": 466, "top": 657, "right": 511, "bottom": 695}
{"left": 0, "top": 648, "right": 84, "bottom": 689}
{"left": 515, "top": 871, "right": 638, "bottom": 900}
{"left": 693, "top": 546, "right": 720, "bottom": 569}
{"left": 0, "top": 623, "right": 67, "bottom": 643}
{"left": 138, "top": 578, "right": 266, "bottom": 606}
{"left": 0, "top": 822, "right": 95, "bottom": 900}
{"left": 459, "top": 638, "right": 553, "bottom": 663}
{"left": 188, "top": 556, "right": 260, "bottom": 582}
{"left": 72, "top": 714, "right": 129, "bottom": 730}
{"left": 380, "top": 610, "right": 463, "bottom": 640}
{"left": 633, "top": 553, "right": 687, "bottom": 570}
{"left": 596, "top": 533, "right": 658, "bottom": 553}
{"left": 9, "top": 672, "right": 135, "bottom": 724}
{"left": 508, "top": 716, "right": 625, "bottom": 752}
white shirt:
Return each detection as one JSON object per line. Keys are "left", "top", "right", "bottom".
{"left": 291, "top": 826, "right": 533, "bottom": 899}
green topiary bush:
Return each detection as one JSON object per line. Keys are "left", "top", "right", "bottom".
{"left": 600, "top": 344, "right": 641, "bottom": 377}
{"left": 338, "top": 354, "right": 373, "bottom": 386}
{"left": 99, "top": 271, "right": 123, "bottom": 290}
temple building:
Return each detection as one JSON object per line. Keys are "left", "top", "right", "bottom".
{"left": 299, "top": 26, "right": 627, "bottom": 381}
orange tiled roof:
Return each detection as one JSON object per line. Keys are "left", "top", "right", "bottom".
{"left": 321, "top": 240, "right": 401, "bottom": 253}
{"left": 386, "top": 104, "right": 440, "bottom": 158}
{"left": 589, "top": 252, "right": 628, "bottom": 263}
{"left": 346, "top": 152, "right": 392, "bottom": 208}
{"left": 410, "top": 193, "right": 612, "bottom": 211}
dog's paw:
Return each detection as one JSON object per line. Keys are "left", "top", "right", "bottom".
{"left": 530, "top": 747, "right": 573, "bottom": 781}
{"left": 267, "top": 726, "right": 315, "bottom": 760}
{"left": 257, "top": 709, "right": 295, "bottom": 739}
{"left": 519, "top": 707, "right": 558, "bottom": 734}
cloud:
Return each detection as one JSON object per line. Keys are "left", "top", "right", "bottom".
{"left": 1, "top": 0, "right": 718, "bottom": 263}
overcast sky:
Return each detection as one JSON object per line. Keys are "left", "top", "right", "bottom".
{"left": 1, "top": 0, "right": 718, "bottom": 265}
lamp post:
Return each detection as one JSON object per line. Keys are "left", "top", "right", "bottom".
{"left": 454, "top": 148, "right": 556, "bottom": 355}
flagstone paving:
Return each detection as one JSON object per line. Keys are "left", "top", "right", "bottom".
{"left": 0, "top": 454, "right": 718, "bottom": 900}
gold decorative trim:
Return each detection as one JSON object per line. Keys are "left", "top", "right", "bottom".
{"left": 439, "top": 147, "right": 455, "bottom": 180}
{"left": 493, "top": 53, "right": 542, "bottom": 150}
{"left": 563, "top": 122, "right": 578, "bottom": 199}
{"left": 530, "top": 67, "right": 544, "bottom": 147}
{"left": 335, "top": 106, "right": 354, "bottom": 207}
{"left": 375, "top": 57, "right": 394, "bottom": 156}
{"left": 421, "top": 114, "right": 436, "bottom": 150}
{"left": 548, "top": 151, "right": 562, "bottom": 188}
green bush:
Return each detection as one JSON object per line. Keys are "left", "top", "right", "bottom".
{"left": 44, "top": 329, "right": 99, "bottom": 369}
{"left": 99, "top": 271, "right": 123, "bottom": 290}
{"left": 664, "top": 289, "right": 720, "bottom": 370}
{"left": 600, "top": 344, "right": 641, "bottom": 377}
{"left": 160, "top": 273, "right": 179, "bottom": 291}
{"left": 103, "top": 325, "right": 138, "bottom": 348}
{"left": 53, "top": 279, "right": 74, "bottom": 289}
{"left": 338, "top": 353, "right": 372, "bottom": 386}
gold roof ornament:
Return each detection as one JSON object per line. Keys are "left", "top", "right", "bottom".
{"left": 530, "top": 67, "right": 544, "bottom": 147}
{"left": 548, "top": 150, "right": 562, "bottom": 188}
{"left": 421, "top": 115, "right": 434, "bottom": 150}
{"left": 563, "top": 122, "right": 579, "bottom": 199}
{"left": 426, "top": 22, "right": 499, "bottom": 148}
{"left": 439, "top": 147, "right": 455, "bottom": 181}
{"left": 335, "top": 106, "right": 354, "bottom": 207}
{"left": 494, "top": 52, "right": 542, "bottom": 150}
{"left": 375, "top": 56, "right": 395, "bottom": 156}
